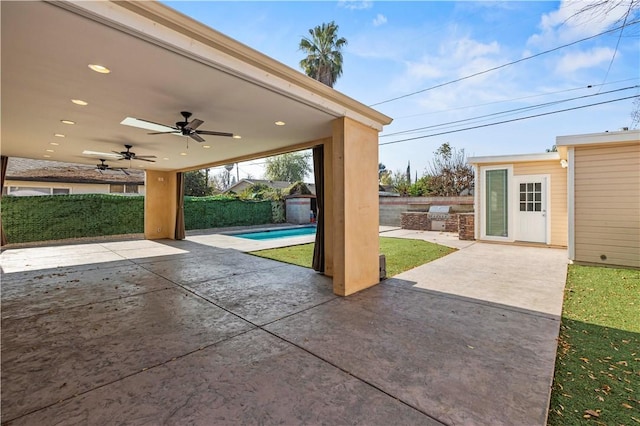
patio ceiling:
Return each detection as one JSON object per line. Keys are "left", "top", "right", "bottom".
{"left": 1, "top": 1, "right": 391, "bottom": 172}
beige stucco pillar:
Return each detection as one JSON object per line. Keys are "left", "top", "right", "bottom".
{"left": 144, "top": 170, "right": 178, "bottom": 239}
{"left": 329, "top": 117, "right": 380, "bottom": 296}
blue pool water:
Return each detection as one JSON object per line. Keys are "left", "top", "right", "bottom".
{"left": 233, "top": 226, "right": 317, "bottom": 241}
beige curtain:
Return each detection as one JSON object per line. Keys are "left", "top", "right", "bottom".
{"left": 1, "top": 156, "right": 8, "bottom": 246}
{"left": 312, "top": 146, "right": 325, "bottom": 273}
{"left": 175, "top": 172, "right": 186, "bottom": 240}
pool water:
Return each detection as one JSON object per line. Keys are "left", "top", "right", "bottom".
{"left": 233, "top": 226, "right": 317, "bottom": 241}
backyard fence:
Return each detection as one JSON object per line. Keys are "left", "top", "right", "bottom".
{"left": 1, "top": 194, "right": 276, "bottom": 244}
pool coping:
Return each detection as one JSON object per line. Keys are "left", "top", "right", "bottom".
{"left": 221, "top": 224, "right": 317, "bottom": 237}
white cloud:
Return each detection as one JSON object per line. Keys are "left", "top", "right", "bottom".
{"left": 338, "top": 1, "right": 372, "bottom": 11}
{"left": 389, "top": 37, "right": 511, "bottom": 112}
{"left": 528, "top": 0, "right": 632, "bottom": 48}
{"left": 555, "top": 47, "right": 616, "bottom": 73}
{"left": 373, "top": 13, "right": 387, "bottom": 27}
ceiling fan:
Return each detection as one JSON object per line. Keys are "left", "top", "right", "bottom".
{"left": 141, "top": 111, "right": 234, "bottom": 142}
{"left": 95, "top": 159, "right": 130, "bottom": 175}
{"left": 83, "top": 144, "right": 156, "bottom": 163}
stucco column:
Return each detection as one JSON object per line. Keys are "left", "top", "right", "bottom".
{"left": 144, "top": 170, "right": 178, "bottom": 239}
{"left": 330, "top": 117, "right": 380, "bottom": 296}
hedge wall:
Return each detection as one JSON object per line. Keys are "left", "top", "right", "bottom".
{"left": 1, "top": 194, "right": 275, "bottom": 244}
{"left": 183, "top": 196, "right": 273, "bottom": 229}
{"left": 1, "top": 194, "right": 144, "bottom": 243}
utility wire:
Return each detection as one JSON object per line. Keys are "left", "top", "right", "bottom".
{"left": 598, "top": 7, "right": 631, "bottom": 92}
{"left": 394, "top": 78, "right": 639, "bottom": 120}
{"left": 381, "top": 85, "right": 639, "bottom": 137}
{"left": 379, "top": 95, "right": 638, "bottom": 146}
{"left": 369, "top": 19, "right": 640, "bottom": 107}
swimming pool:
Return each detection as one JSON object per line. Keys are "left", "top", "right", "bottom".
{"left": 233, "top": 226, "right": 317, "bottom": 241}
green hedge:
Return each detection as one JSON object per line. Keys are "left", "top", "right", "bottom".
{"left": 183, "top": 196, "right": 273, "bottom": 229}
{"left": 1, "top": 194, "right": 275, "bottom": 244}
{"left": 1, "top": 194, "right": 144, "bottom": 243}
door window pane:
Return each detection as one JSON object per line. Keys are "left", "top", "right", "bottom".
{"left": 486, "top": 169, "right": 508, "bottom": 237}
{"left": 519, "top": 181, "right": 542, "bottom": 213}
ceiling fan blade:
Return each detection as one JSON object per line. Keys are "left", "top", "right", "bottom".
{"left": 147, "top": 131, "right": 178, "bottom": 135}
{"left": 189, "top": 133, "right": 205, "bottom": 143}
{"left": 197, "top": 130, "right": 234, "bottom": 137}
{"left": 83, "top": 150, "right": 122, "bottom": 158}
{"left": 134, "top": 155, "right": 157, "bottom": 159}
{"left": 186, "top": 118, "right": 204, "bottom": 131}
{"left": 121, "top": 117, "right": 176, "bottom": 132}
{"left": 133, "top": 157, "right": 156, "bottom": 163}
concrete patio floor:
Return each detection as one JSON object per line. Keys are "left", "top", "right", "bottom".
{"left": 1, "top": 231, "right": 568, "bottom": 425}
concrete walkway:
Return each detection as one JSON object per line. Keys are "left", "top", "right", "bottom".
{"left": 1, "top": 231, "right": 568, "bottom": 425}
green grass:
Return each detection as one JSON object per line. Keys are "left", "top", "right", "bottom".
{"left": 548, "top": 265, "right": 640, "bottom": 426}
{"left": 250, "top": 236, "right": 455, "bottom": 277}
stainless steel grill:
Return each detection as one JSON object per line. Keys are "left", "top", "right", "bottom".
{"left": 427, "top": 205, "right": 452, "bottom": 231}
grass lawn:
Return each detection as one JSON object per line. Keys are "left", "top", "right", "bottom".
{"left": 548, "top": 265, "right": 640, "bottom": 426}
{"left": 250, "top": 236, "right": 455, "bottom": 278}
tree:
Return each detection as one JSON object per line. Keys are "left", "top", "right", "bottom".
{"left": 406, "top": 161, "right": 411, "bottom": 185}
{"left": 379, "top": 163, "right": 391, "bottom": 183}
{"left": 426, "top": 143, "right": 474, "bottom": 196}
{"left": 631, "top": 96, "right": 640, "bottom": 129}
{"left": 265, "top": 151, "right": 312, "bottom": 182}
{"left": 299, "top": 21, "right": 347, "bottom": 88}
{"left": 569, "top": 0, "right": 639, "bottom": 27}
{"left": 408, "top": 175, "right": 432, "bottom": 197}
{"left": 390, "top": 169, "right": 410, "bottom": 196}
{"left": 184, "top": 170, "right": 213, "bottom": 196}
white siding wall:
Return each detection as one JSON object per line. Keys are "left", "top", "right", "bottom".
{"left": 4, "top": 181, "right": 146, "bottom": 196}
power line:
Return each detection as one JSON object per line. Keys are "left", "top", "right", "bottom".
{"left": 598, "top": 5, "right": 631, "bottom": 92}
{"left": 381, "top": 85, "right": 639, "bottom": 137}
{"left": 393, "top": 78, "right": 639, "bottom": 120}
{"left": 369, "top": 19, "right": 640, "bottom": 107}
{"left": 379, "top": 95, "right": 638, "bottom": 146}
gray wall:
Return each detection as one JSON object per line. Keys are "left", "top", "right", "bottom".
{"left": 379, "top": 196, "right": 474, "bottom": 226}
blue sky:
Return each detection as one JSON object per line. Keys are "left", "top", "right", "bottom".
{"left": 164, "top": 1, "right": 639, "bottom": 180}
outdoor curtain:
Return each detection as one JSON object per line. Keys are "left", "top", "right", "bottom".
{"left": 1, "top": 156, "right": 7, "bottom": 246}
{"left": 175, "top": 172, "right": 186, "bottom": 240}
{"left": 312, "top": 146, "right": 325, "bottom": 273}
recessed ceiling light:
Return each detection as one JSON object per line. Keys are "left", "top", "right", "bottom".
{"left": 49, "top": 142, "right": 59, "bottom": 146}
{"left": 232, "top": 135, "right": 242, "bottom": 139}
{"left": 71, "top": 99, "right": 88, "bottom": 106}
{"left": 163, "top": 157, "right": 169, "bottom": 161}
{"left": 61, "top": 120, "right": 75, "bottom": 125}
{"left": 88, "top": 64, "right": 110, "bottom": 74}
{"left": 54, "top": 133, "right": 65, "bottom": 138}
{"left": 45, "top": 149, "right": 54, "bottom": 152}
{"left": 43, "top": 154, "right": 51, "bottom": 158}
{"left": 275, "top": 121, "right": 285, "bottom": 126}
{"left": 180, "top": 152, "right": 187, "bottom": 156}
{"left": 202, "top": 145, "right": 211, "bottom": 149}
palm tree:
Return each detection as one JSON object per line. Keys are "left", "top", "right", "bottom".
{"left": 299, "top": 21, "right": 347, "bottom": 88}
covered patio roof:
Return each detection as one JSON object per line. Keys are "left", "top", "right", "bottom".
{"left": 1, "top": 1, "right": 391, "bottom": 172}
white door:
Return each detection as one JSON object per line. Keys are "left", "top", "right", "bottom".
{"left": 515, "top": 175, "right": 548, "bottom": 243}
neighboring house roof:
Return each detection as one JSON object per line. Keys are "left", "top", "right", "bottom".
{"left": 225, "top": 179, "right": 317, "bottom": 195}
{"left": 5, "top": 158, "right": 145, "bottom": 185}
